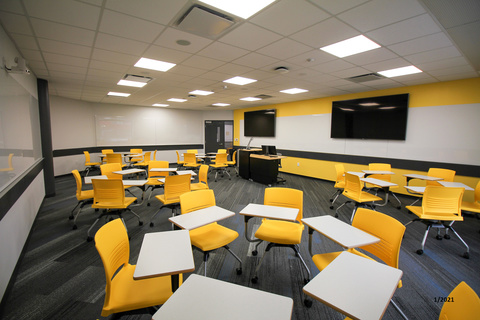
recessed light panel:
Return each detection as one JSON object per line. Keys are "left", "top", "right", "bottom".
{"left": 199, "top": 0, "right": 276, "bottom": 19}
{"left": 134, "top": 57, "right": 176, "bottom": 72}
{"left": 223, "top": 76, "right": 257, "bottom": 85}
{"left": 167, "top": 98, "right": 187, "bottom": 102}
{"left": 240, "top": 97, "right": 261, "bottom": 101}
{"left": 117, "top": 80, "right": 148, "bottom": 88}
{"left": 153, "top": 103, "right": 169, "bottom": 107}
{"left": 280, "top": 88, "right": 308, "bottom": 94}
{"left": 107, "top": 92, "right": 130, "bottom": 97}
{"left": 212, "top": 103, "right": 230, "bottom": 107}
{"left": 378, "top": 66, "right": 422, "bottom": 78}
{"left": 189, "top": 90, "right": 214, "bottom": 96}
{"left": 320, "top": 35, "right": 380, "bottom": 58}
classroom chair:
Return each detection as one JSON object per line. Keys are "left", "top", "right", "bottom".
{"left": 83, "top": 151, "right": 101, "bottom": 176}
{"left": 438, "top": 281, "right": 480, "bottom": 320}
{"left": 461, "top": 181, "right": 480, "bottom": 218}
{"left": 70, "top": 169, "right": 94, "bottom": 230}
{"left": 329, "top": 163, "right": 345, "bottom": 209}
{"left": 209, "top": 153, "right": 230, "bottom": 182}
{"left": 191, "top": 164, "right": 209, "bottom": 191}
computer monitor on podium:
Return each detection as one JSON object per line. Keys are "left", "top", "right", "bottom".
{"left": 262, "top": 145, "right": 276, "bottom": 156}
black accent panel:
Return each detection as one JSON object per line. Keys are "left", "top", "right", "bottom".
{"left": 53, "top": 144, "right": 204, "bottom": 157}
{"left": 0, "top": 160, "right": 44, "bottom": 221}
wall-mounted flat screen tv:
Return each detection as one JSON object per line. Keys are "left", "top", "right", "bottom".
{"left": 244, "top": 109, "right": 276, "bottom": 137}
{"left": 330, "top": 93, "right": 409, "bottom": 140}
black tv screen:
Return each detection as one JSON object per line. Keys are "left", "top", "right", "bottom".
{"left": 244, "top": 109, "right": 276, "bottom": 137}
{"left": 330, "top": 94, "right": 409, "bottom": 140}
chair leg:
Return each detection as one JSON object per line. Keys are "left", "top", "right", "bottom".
{"left": 390, "top": 298, "right": 409, "bottom": 320}
{"left": 72, "top": 201, "right": 87, "bottom": 229}
{"left": 149, "top": 205, "right": 164, "bottom": 227}
{"left": 293, "top": 244, "right": 311, "bottom": 281}
{"left": 446, "top": 223, "right": 470, "bottom": 259}
{"left": 335, "top": 200, "right": 350, "bottom": 218}
{"left": 350, "top": 205, "right": 359, "bottom": 223}
{"left": 224, "top": 245, "right": 243, "bottom": 274}
{"left": 252, "top": 243, "right": 272, "bottom": 282}
{"left": 70, "top": 201, "right": 82, "bottom": 220}
{"left": 127, "top": 208, "right": 143, "bottom": 226}
{"left": 417, "top": 224, "right": 432, "bottom": 255}
{"left": 203, "top": 252, "right": 210, "bottom": 276}
{"left": 390, "top": 191, "right": 402, "bottom": 209}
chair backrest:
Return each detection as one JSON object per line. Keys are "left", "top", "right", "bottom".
{"left": 130, "top": 149, "right": 143, "bottom": 162}
{"left": 217, "top": 149, "right": 227, "bottom": 153}
{"left": 353, "top": 208, "right": 406, "bottom": 270}
{"left": 214, "top": 153, "right": 228, "bottom": 165}
{"left": 148, "top": 161, "right": 170, "bottom": 179}
{"left": 106, "top": 153, "right": 123, "bottom": 165}
{"left": 344, "top": 173, "right": 363, "bottom": 198}
{"left": 427, "top": 168, "right": 455, "bottom": 186}
{"left": 101, "top": 149, "right": 114, "bottom": 154}
{"left": 187, "top": 149, "right": 198, "bottom": 154}
{"left": 368, "top": 163, "right": 392, "bottom": 182}
{"left": 100, "top": 163, "right": 122, "bottom": 179}
{"left": 92, "top": 179, "right": 126, "bottom": 206}
{"left": 422, "top": 186, "right": 464, "bottom": 217}
{"left": 439, "top": 281, "right": 480, "bottom": 320}
{"left": 1, "top": 153, "right": 14, "bottom": 171}
{"left": 180, "top": 189, "right": 215, "bottom": 214}
{"left": 72, "top": 169, "right": 83, "bottom": 199}
{"left": 197, "top": 165, "right": 209, "bottom": 187}
{"left": 84, "top": 151, "right": 92, "bottom": 163}
{"left": 164, "top": 174, "right": 191, "bottom": 200}
{"left": 334, "top": 163, "right": 345, "bottom": 187}
{"left": 264, "top": 187, "right": 303, "bottom": 223}
{"left": 474, "top": 181, "right": 480, "bottom": 203}
{"left": 184, "top": 153, "right": 197, "bottom": 165}
{"left": 229, "top": 150, "right": 237, "bottom": 164}
{"left": 176, "top": 151, "right": 183, "bottom": 163}
{"left": 143, "top": 151, "right": 151, "bottom": 163}
{"left": 94, "top": 218, "right": 130, "bottom": 309}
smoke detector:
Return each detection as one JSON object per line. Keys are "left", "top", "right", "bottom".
{"left": 274, "top": 66, "right": 289, "bottom": 74}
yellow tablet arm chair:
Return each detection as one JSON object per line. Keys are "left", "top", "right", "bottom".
{"left": 310, "top": 208, "right": 407, "bottom": 319}
{"left": 101, "top": 149, "right": 113, "bottom": 163}
{"left": 335, "top": 172, "right": 383, "bottom": 222}
{"left": 129, "top": 148, "right": 143, "bottom": 164}
{"left": 367, "top": 163, "right": 402, "bottom": 209}
{"left": 179, "top": 189, "right": 242, "bottom": 276}
{"left": 250, "top": 188, "right": 311, "bottom": 287}
{"left": 70, "top": 170, "right": 94, "bottom": 230}
{"left": 0, "top": 153, "right": 14, "bottom": 173}
{"left": 406, "top": 186, "right": 469, "bottom": 258}
{"left": 83, "top": 151, "right": 101, "bottom": 176}
{"left": 95, "top": 218, "right": 180, "bottom": 317}
{"left": 176, "top": 150, "right": 185, "bottom": 168}
{"left": 183, "top": 152, "right": 201, "bottom": 171}
{"left": 88, "top": 179, "right": 142, "bottom": 241}
{"left": 191, "top": 164, "right": 209, "bottom": 191}
{"left": 105, "top": 153, "right": 126, "bottom": 168}
{"left": 209, "top": 153, "right": 231, "bottom": 182}
{"left": 409, "top": 168, "right": 456, "bottom": 206}
{"left": 133, "top": 151, "right": 151, "bottom": 169}
{"left": 439, "top": 281, "right": 480, "bottom": 320}
{"left": 149, "top": 174, "right": 191, "bottom": 227}
{"left": 329, "top": 163, "right": 345, "bottom": 209}
{"left": 144, "top": 160, "right": 169, "bottom": 206}
{"left": 100, "top": 163, "right": 137, "bottom": 198}
{"left": 226, "top": 150, "right": 238, "bottom": 176}
{"left": 461, "top": 180, "right": 480, "bottom": 218}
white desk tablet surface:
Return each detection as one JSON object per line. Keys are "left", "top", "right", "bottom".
{"left": 122, "top": 180, "right": 148, "bottom": 187}
{"left": 302, "top": 216, "right": 379, "bottom": 249}
{"left": 133, "top": 230, "right": 194, "bottom": 280}
{"left": 361, "top": 177, "right": 397, "bottom": 188}
{"left": 149, "top": 167, "right": 177, "bottom": 172}
{"left": 404, "top": 186, "right": 426, "bottom": 194}
{"left": 169, "top": 206, "right": 235, "bottom": 230}
{"left": 303, "top": 251, "right": 402, "bottom": 320}
{"left": 113, "top": 168, "right": 145, "bottom": 175}
{"left": 403, "top": 173, "right": 443, "bottom": 181}
{"left": 176, "top": 170, "right": 197, "bottom": 176}
{"left": 362, "top": 170, "right": 394, "bottom": 175}
{"left": 239, "top": 203, "right": 299, "bottom": 221}
{"left": 153, "top": 274, "right": 293, "bottom": 320}
{"left": 84, "top": 175, "right": 108, "bottom": 184}
{"left": 437, "top": 181, "right": 474, "bottom": 191}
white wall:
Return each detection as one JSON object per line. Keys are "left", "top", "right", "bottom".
{"left": 50, "top": 96, "right": 233, "bottom": 175}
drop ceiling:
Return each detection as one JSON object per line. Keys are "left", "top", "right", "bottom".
{"left": 0, "top": 0, "right": 478, "bottom": 110}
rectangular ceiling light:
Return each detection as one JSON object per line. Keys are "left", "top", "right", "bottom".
{"left": 168, "top": 98, "right": 187, "bottom": 102}
{"left": 223, "top": 76, "right": 257, "bottom": 85}
{"left": 189, "top": 90, "right": 214, "bottom": 96}
{"left": 378, "top": 66, "right": 422, "bottom": 78}
{"left": 280, "top": 88, "right": 309, "bottom": 94}
{"left": 240, "top": 97, "right": 262, "bottom": 101}
{"left": 107, "top": 92, "right": 130, "bottom": 97}
{"left": 320, "top": 35, "right": 380, "bottom": 58}
{"left": 153, "top": 103, "right": 169, "bottom": 107}
{"left": 117, "top": 80, "right": 147, "bottom": 88}
{"left": 199, "top": 0, "right": 276, "bottom": 19}
{"left": 212, "top": 103, "right": 230, "bottom": 107}
{"left": 134, "top": 57, "right": 176, "bottom": 72}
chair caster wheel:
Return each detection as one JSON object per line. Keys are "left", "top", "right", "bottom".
{"left": 304, "top": 299, "right": 313, "bottom": 308}
{"left": 134, "top": 200, "right": 138, "bottom": 204}
{"left": 304, "top": 278, "right": 309, "bottom": 285}
{"left": 252, "top": 250, "right": 258, "bottom": 256}
{"left": 329, "top": 206, "right": 334, "bottom": 209}
{"left": 139, "top": 221, "right": 143, "bottom": 226}
{"left": 396, "top": 206, "right": 401, "bottom": 210}
{"left": 236, "top": 268, "right": 242, "bottom": 275}
{"left": 72, "top": 225, "right": 77, "bottom": 230}
{"left": 329, "top": 199, "right": 333, "bottom": 202}
{"left": 335, "top": 213, "right": 338, "bottom": 218}
{"left": 416, "top": 249, "right": 424, "bottom": 255}
{"left": 147, "top": 203, "right": 151, "bottom": 206}
{"left": 251, "top": 276, "right": 258, "bottom": 284}
{"left": 150, "top": 222, "right": 154, "bottom": 227}
{"left": 444, "top": 234, "right": 451, "bottom": 239}
{"left": 68, "top": 215, "right": 74, "bottom": 220}
{"left": 463, "top": 252, "right": 470, "bottom": 259}
{"left": 436, "top": 235, "right": 443, "bottom": 240}
{"left": 87, "top": 236, "right": 93, "bottom": 242}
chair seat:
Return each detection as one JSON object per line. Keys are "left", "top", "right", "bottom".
{"left": 103, "top": 263, "right": 177, "bottom": 316}
{"left": 191, "top": 182, "right": 208, "bottom": 191}
{"left": 78, "top": 189, "right": 94, "bottom": 201}
{"left": 146, "top": 178, "right": 164, "bottom": 186}
{"left": 210, "top": 163, "right": 227, "bottom": 168}
{"left": 155, "top": 194, "right": 180, "bottom": 205}
{"left": 254, "top": 219, "right": 303, "bottom": 245}
{"left": 86, "top": 161, "right": 101, "bottom": 166}
{"left": 406, "top": 205, "right": 464, "bottom": 221}
{"left": 461, "top": 201, "right": 480, "bottom": 214}
{"left": 312, "top": 249, "right": 371, "bottom": 271}
{"left": 92, "top": 197, "right": 136, "bottom": 209}
{"left": 190, "top": 223, "right": 239, "bottom": 252}
{"left": 344, "top": 189, "right": 383, "bottom": 203}
{"left": 334, "top": 181, "right": 345, "bottom": 189}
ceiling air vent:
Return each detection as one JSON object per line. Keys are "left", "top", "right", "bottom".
{"left": 255, "top": 94, "right": 273, "bottom": 99}
{"left": 175, "top": 5, "right": 235, "bottom": 39}
{"left": 346, "top": 73, "right": 385, "bottom": 83}
{"left": 123, "top": 74, "right": 152, "bottom": 83}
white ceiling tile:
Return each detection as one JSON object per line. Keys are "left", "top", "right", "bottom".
{"left": 9, "top": 34, "right": 38, "bottom": 50}
{"left": 99, "top": 9, "right": 165, "bottom": 43}
{"left": 387, "top": 32, "right": 453, "bottom": 56}
{"left": 290, "top": 17, "right": 358, "bottom": 48}
{"left": 338, "top": 0, "right": 426, "bottom": 32}
{"left": 308, "top": 0, "right": 369, "bottom": 15}
{"left": 284, "top": 49, "right": 336, "bottom": 67}
{"left": 182, "top": 55, "right": 226, "bottom": 70}
{"left": 435, "top": 71, "right": 479, "bottom": 81}
{"left": 46, "top": 62, "right": 88, "bottom": 75}
{"left": 142, "top": 45, "right": 192, "bottom": 64}
{"left": 23, "top": 0, "right": 101, "bottom": 30}
{"left": 232, "top": 52, "right": 280, "bottom": 69}
{"left": 31, "top": 18, "right": 95, "bottom": 46}
{"left": 363, "top": 57, "right": 411, "bottom": 72}
{"left": 330, "top": 67, "right": 371, "bottom": 79}
{"left": 89, "top": 60, "right": 130, "bottom": 73}
{"left": 197, "top": 42, "right": 250, "bottom": 62}
{"left": 38, "top": 38, "right": 92, "bottom": 58}
{"left": 43, "top": 52, "right": 89, "bottom": 67}
{"left": 91, "top": 48, "right": 138, "bottom": 65}
{"left": 250, "top": 0, "right": 330, "bottom": 36}
{"left": 343, "top": 48, "right": 398, "bottom": 66}
{"left": 427, "top": 64, "right": 476, "bottom": 77}
{"left": 219, "top": 22, "right": 282, "bottom": 51}
{"left": 0, "top": 0, "right": 25, "bottom": 14}
{"left": 416, "top": 56, "right": 471, "bottom": 72}
{"left": 94, "top": 33, "right": 149, "bottom": 56}
{"left": 405, "top": 46, "right": 462, "bottom": 64}
{"left": 257, "top": 38, "right": 311, "bottom": 60}
{"left": 0, "top": 12, "right": 33, "bottom": 35}
{"left": 168, "top": 64, "right": 206, "bottom": 77}
{"left": 311, "top": 59, "right": 355, "bottom": 73}
{"left": 20, "top": 49, "right": 43, "bottom": 62}
{"left": 105, "top": 0, "right": 188, "bottom": 24}
{"left": 213, "top": 63, "right": 254, "bottom": 76}
{"left": 154, "top": 27, "right": 213, "bottom": 54}
{"left": 367, "top": 14, "right": 442, "bottom": 46}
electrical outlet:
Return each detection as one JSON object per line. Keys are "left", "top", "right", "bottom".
{"left": 297, "top": 162, "right": 300, "bottom": 167}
